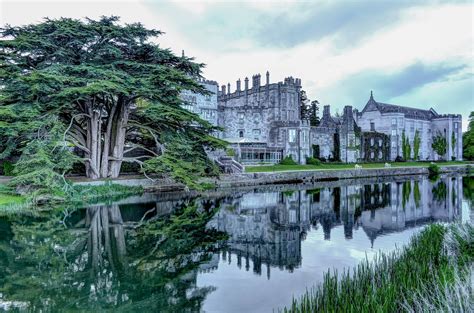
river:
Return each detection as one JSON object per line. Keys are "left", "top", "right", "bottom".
{"left": 0, "top": 173, "right": 472, "bottom": 312}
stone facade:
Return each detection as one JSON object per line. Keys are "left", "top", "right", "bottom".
{"left": 181, "top": 78, "right": 219, "bottom": 127}
{"left": 217, "top": 73, "right": 310, "bottom": 163}
{"left": 356, "top": 92, "right": 463, "bottom": 161}
{"left": 184, "top": 74, "right": 462, "bottom": 164}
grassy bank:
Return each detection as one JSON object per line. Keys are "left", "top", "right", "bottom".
{"left": 282, "top": 223, "right": 473, "bottom": 312}
{"left": 246, "top": 161, "right": 469, "bottom": 173}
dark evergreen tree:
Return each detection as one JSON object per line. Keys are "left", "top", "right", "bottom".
{"left": 309, "top": 100, "right": 320, "bottom": 126}
{"left": 0, "top": 17, "right": 224, "bottom": 188}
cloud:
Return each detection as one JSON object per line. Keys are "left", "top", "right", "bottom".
{"left": 318, "top": 60, "right": 472, "bottom": 124}
{"left": 254, "top": 1, "right": 417, "bottom": 48}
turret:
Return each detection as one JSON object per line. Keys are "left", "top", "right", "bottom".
{"left": 227, "top": 83, "right": 231, "bottom": 94}
{"left": 221, "top": 85, "right": 226, "bottom": 95}
{"left": 244, "top": 77, "right": 249, "bottom": 90}
{"left": 236, "top": 79, "right": 241, "bottom": 91}
{"left": 252, "top": 74, "right": 261, "bottom": 89}
{"left": 266, "top": 71, "right": 270, "bottom": 85}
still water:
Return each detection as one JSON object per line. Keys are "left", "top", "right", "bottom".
{"left": 0, "top": 174, "right": 472, "bottom": 312}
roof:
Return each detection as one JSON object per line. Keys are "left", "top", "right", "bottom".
{"left": 362, "top": 91, "right": 438, "bottom": 121}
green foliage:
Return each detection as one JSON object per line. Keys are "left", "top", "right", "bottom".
{"left": 280, "top": 155, "right": 298, "bottom": 165}
{"left": 2, "top": 161, "right": 14, "bottom": 176}
{"left": 306, "top": 157, "right": 321, "bottom": 166}
{"left": 413, "top": 130, "right": 421, "bottom": 160}
{"left": 432, "top": 131, "right": 447, "bottom": 159}
{"left": 283, "top": 223, "right": 474, "bottom": 313}
{"left": 309, "top": 100, "right": 320, "bottom": 127}
{"left": 9, "top": 133, "right": 78, "bottom": 197}
{"left": 463, "top": 112, "right": 474, "bottom": 160}
{"left": 428, "top": 163, "right": 441, "bottom": 178}
{"left": 142, "top": 132, "right": 222, "bottom": 190}
{"left": 0, "top": 16, "right": 225, "bottom": 190}
{"left": 402, "top": 131, "right": 411, "bottom": 160}
{"left": 226, "top": 148, "right": 235, "bottom": 157}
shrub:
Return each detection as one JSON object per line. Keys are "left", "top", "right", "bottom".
{"left": 226, "top": 148, "right": 235, "bottom": 157}
{"left": 319, "top": 156, "right": 327, "bottom": 162}
{"left": 395, "top": 156, "right": 405, "bottom": 162}
{"left": 428, "top": 163, "right": 440, "bottom": 177}
{"left": 451, "top": 156, "right": 456, "bottom": 161}
{"left": 280, "top": 155, "right": 297, "bottom": 165}
{"left": 306, "top": 157, "right": 321, "bottom": 165}
{"left": 2, "top": 161, "right": 14, "bottom": 176}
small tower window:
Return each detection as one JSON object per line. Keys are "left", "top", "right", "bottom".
{"left": 370, "top": 122, "right": 375, "bottom": 131}
{"left": 239, "top": 130, "right": 244, "bottom": 138}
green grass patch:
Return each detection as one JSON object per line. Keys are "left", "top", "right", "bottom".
{"left": 246, "top": 161, "right": 470, "bottom": 173}
{"left": 282, "top": 223, "right": 473, "bottom": 312}
{"left": 0, "top": 184, "right": 25, "bottom": 206}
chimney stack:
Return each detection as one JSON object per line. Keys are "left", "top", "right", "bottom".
{"left": 323, "top": 105, "right": 330, "bottom": 119}
{"left": 266, "top": 71, "right": 270, "bottom": 85}
{"left": 244, "top": 77, "right": 249, "bottom": 90}
{"left": 236, "top": 79, "right": 241, "bottom": 91}
{"left": 227, "top": 83, "right": 231, "bottom": 94}
{"left": 221, "top": 85, "right": 226, "bottom": 95}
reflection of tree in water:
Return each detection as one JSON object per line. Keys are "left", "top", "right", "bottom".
{"left": 432, "top": 180, "right": 447, "bottom": 204}
{"left": 0, "top": 201, "right": 225, "bottom": 312}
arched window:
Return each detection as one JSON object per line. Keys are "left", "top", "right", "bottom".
{"left": 239, "top": 130, "right": 244, "bottom": 138}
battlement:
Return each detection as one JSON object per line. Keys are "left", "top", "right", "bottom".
{"left": 218, "top": 72, "right": 302, "bottom": 101}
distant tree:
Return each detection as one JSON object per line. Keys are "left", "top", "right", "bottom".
{"left": 432, "top": 131, "right": 447, "bottom": 160}
{"left": 0, "top": 16, "right": 224, "bottom": 189}
{"left": 463, "top": 111, "right": 474, "bottom": 160}
{"left": 413, "top": 130, "right": 421, "bottom": 160}
{"left": 309, "top": 100, "right": 320, "bottom": 126}
{"left": 402, "top": 131, "right": 411, "bottom": 160}
{"left": 300, "top": 90, "right": 310, "bottom": 120}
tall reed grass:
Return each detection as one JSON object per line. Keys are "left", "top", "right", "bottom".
{"left": 282, "top": 223, "right": 473, "bottom": 312}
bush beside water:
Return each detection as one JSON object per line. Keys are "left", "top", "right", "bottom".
{"left": 280, "top": 155, "right": 298, "bottom": 165}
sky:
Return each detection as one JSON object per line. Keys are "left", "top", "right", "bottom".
{"left": 1, "top": 0, "right": 473, "bottom": 130}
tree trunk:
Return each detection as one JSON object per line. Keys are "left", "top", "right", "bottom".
{"left": 81, "top": 99, "right": 131, "bottom": 179}
{"left": 108, "top": 100, "right": 130, "bottom": 178}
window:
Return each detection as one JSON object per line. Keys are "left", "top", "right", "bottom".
{"left": 454, "top": 122, "right": 458, "bottom": 129}
{"left": 379, "top": 139, "right": 383, "bottom": 146}
{"left": 289, "top": 129, "right": 297, "bottom": 143}
{"left": 238, "top": 130, "right": 244, "bottom": 138}
{"left": 370, "top": 151, "right": 375, "bottom": 159}
{"left": 392, "top": 118, "right": 397, "bottom": 126}
{"left": 302, "top": 131, "right": 308, "bottom": 143}
{"left": 370, "top": 122, "right": 375, "bottom": 131}
{"left": 378, "top": 151, "right": 383, "bottom": 159}
{"left": 391, "top": 129, "right": 397, "bottom": 136}
{"left": 252, "top": 129, "right": 261, "bottom": 139}
{"left": 370, "top": 138, "right": 375, "bottom": 146}
{"left": 238, "top": 112, "right": 244, "bottom": 121}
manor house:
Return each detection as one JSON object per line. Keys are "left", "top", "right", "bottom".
{"left": 184, "top": 73, "right": 462, "bottom": 164}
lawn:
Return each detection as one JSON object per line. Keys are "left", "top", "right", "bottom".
{"left": 245, "top": 161, "right": 470, "bottom": 173}
{"left": 0, "top": 184, "right": 25, "bottom": 206}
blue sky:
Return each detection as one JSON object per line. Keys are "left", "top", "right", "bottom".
{"left": 2, "top": 0, "right": 473, "bottom": 130}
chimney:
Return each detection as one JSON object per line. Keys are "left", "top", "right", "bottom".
{"left": 252, "top": 74, "right": 261, "bottom": 89}
{"left": 227, "top": 83, "right": 231, "bottom": 94}
{"left": 244, "top": 77, "right": 249, "bottom": 90}
{"left": 236, "top": 79, "right": 241, "bottom": 91}
{"left": 323, "top": 105, "right": 330, "bottom": 119}
{"left": 221, "top": 85, "right": 226, "bottom": 95}
{"left": 266, "top": 71, "right": 270, "bottom": 85}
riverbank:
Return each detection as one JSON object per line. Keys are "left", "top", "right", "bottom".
{"left": 0, "top": 163, "right": 471, "bottom": 206}
{"left": 282, "top": 223, "right": 473, "bottom": 313}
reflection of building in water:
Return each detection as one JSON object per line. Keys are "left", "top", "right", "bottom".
{"left": 360, "top": 176, "right": 462, "bottom": 247}
{"left": 208, "top": 191, "right": 310, "bottom": 277}
{"left": 209, "top": 175, "right": 463, "bottom": 275}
